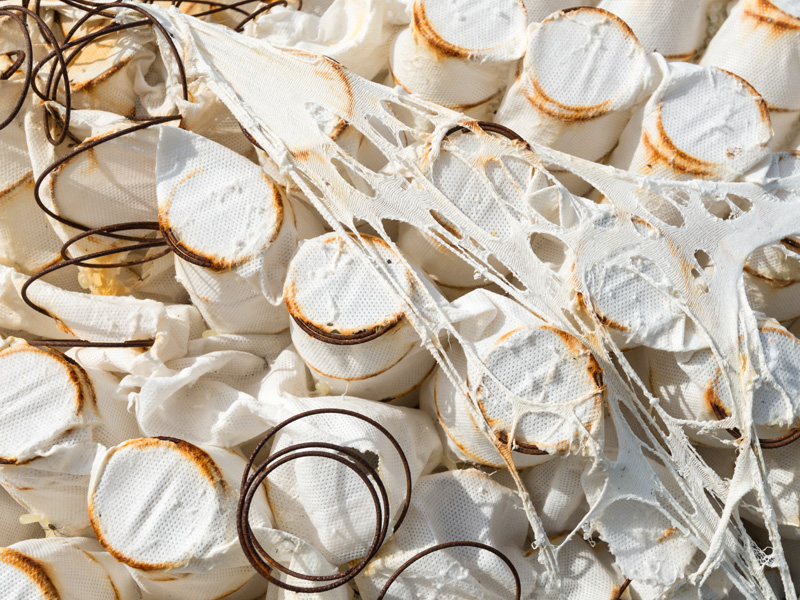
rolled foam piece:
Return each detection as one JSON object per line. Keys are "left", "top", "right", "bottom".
{"left": 0, "top": 487, "right": 44, "bottom": 547}
{"left": 700, "top": 0, "right": 800, "bottom": 147}
{"left": 262, "top": 398, "right": 442, "bottom": 567}
{"left": 608, "top": 62, "right": 773, "bottom": 181}
{"left": 0, "top": 537, "right": 140, "bottom": 600}
{"left": 284, "top": 232, "right": 435, "bottom": 402}
{"left": 494, "top": 7, "right": 653, "bottom": 194}
{"left": 598, "top": 0, "right": 712, "bottom": 61}
{"left": 0, "top": 342, "right": 117, "bottom": 536}
{"left": 88, "top": 437, "right": 271, "bottom": 599}
{"left": 396, "top": 131, "right": 545, "bottom": 299}
{"left": 157, "top": 126, "right": 302, "bottom": 335}
{"left": 354, "top": 469, "right": 535, "bottom": 600}
{"left": 647, "top": 316, "right": 800, "bottom": 445}
{"left": 744, "top": 234, "right": 800, "bottom": 322}
{"left": 421, "top": 291, "right": 605, "bottom": 468}
{"left": 388, "top": 0, "right": 527, "bottom": 118}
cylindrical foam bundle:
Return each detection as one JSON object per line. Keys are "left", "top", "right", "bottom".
{"left": 701, "top": 0, "right": 800, "bottom": 146}
{"left": 284, "top": 232, "right": 435, "bottom": 402}
{"left": 0, "top": 342, "right": 114, "bottom": 536}
{"left": 598, "top": 0, "right": 712, "bottom": 60}
{"left": 396, "top": 131, "right": 540, "bottom": 299}
{"left": 608, "top": 62, "right": 773, "bottom": 181}
{"left": 157, "top": 126, "right": 302, "bottom": 335}
{"left": 0, "top": 537, "right": 140, "bottom": 600}
{"left": 354, "top": 469, "right": 534, "bottom": 600}
{"left": 421, "top": 291, "right": 605, "bottom": 468}
{"left": 494, "top": 7, "right": 653, "bottom": 193}
{"left": 88, "top": 437, "right": 271, "bottom": 599}
{"left": 388, "top": 0, "right": 527, "bottom": 118}
{"left": 648, "top": 317, "right": 800, "bottom": 446}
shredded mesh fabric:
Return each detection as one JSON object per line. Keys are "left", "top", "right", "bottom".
{"left": 126, "top": 6, "right": 800, "bottom": 596}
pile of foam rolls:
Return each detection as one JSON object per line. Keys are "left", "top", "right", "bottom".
{"left": 1, "top": 0, "right": 799, "bottom": 598}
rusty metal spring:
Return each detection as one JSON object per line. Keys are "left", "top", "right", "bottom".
{"left": 237, "top": 408, "right": 413, "bottom": 593}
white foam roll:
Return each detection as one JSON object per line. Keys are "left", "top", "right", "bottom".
{"left": 61, "top": 22, "right": 158, "bottom": 117}
{"left": 0, "top": 487, "right": 44, "bottom": 547}
{"left": 388, "top": 0, "right": 527, "bottom": 115}
{"left": 396, "top": 133, "right": 547, "bottom": 299}
{"left": 88, "top": 437, "right": 271, "bottom": 599}
{"left": 744, "top": 236, "right": 800, "bottom": 322}
{"left": 0, "top": 537, "right": 141, "bottom": 600}
{"left": 285, "top": 232, "right": 435, "bottom": 402}
{"left": 246, "top": 0, "right": 396, "bottom": 81}
{"left": 157, "top": 126, "right": 298, "bottom": 335}
{"left": 262, "top": 399, "right": 442, "bottom": 567}
{"left": 648, "top": 317, "right": 800, "bottom": 443}
{"left": 522, "top": 0, "right": 599, "bottom": 23}
{"left": 700, "top": 0, "right": 800, "bottom": 146}
{"left": 0, "top": 81, "right": 65, "bottom": 277}
{"left": 421, "top": 294, "right": 605, "bottom": 469}
{"left": 494, "top": 7, "right": 653, "bottom": 193}
{"left": 354, "top": 469, "right": 535, "bottom": 600}
{"left": 519, "top": 455, "right": 590, "bottom": 536}
{"left": 608, "top": 62, "right": 773, "bottom": 181}
{"left": 0, "top": 342, "right": 107, "bottom": 535}
{"left": 598, "top": 0, "right": 712, "bottom": 60}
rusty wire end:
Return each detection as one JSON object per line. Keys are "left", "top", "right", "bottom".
{"left": 237, "top": 408, "right": 412, "bottom": 592}
{"left": 376, "top": 541, "right": 522, "bottom": 600}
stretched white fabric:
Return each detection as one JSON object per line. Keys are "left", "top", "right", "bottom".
{"left": 0, "top": 487, "right": 44, "bottom": 548}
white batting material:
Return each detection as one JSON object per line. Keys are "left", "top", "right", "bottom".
{"left": 609, "top": 61, "right": 772, "bottom": 182}
{"left": 0, "top": 487, "right": 44, "bottom": 548}
{"left": 495, "top": 6, "right": 654, "bottom": 194}
{"left": 88, "top": 437, "right": 271, "bottom": 599}
{"left": 263, "top": 395, "right": 442, "bottom": 566}
{"left": 0, "top": 537, "right": 141, "bottom": 600}
{"left": 157, "top": 126, "right": 299, "bottom": 335}
{"left": 388, "top": 0, "right": 526, "bottom": 114}
{"left": 701, "top": 0, "right": 800, "bottom": 146}
{"left": 355, "top": 469, "right": 535, "bottom": 599}
{"left": 519, "top": 456, "right": 590, "bottom": 536}
{"left": 286, "top": 233, "right": 435, "bottom": 401}
{"left": 395, "top": 133, "right": 544, "bottom": 298}
{"left": 598, "top": 0, "right": 712, "bottom": 60}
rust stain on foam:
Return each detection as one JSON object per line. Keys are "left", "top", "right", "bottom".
{"left": 70, "top": 54, "right": 133, "bottom": 93}
{"left": 743, "top": 0, "right": 800, "bottom": 33}
{"left": 523, "top": 78, "right": 612, "bottom": 123}
{"left": 658, "top": 527, "right": 679, "bottom": 543}
{"left": 413, "top": 2, "right": 471, "bottom": 60}
{"left": 0, "top": 548, "right": 60, "bottom": 599}
{"left": 558, "top": 7, "right": 639, "bottom": 40}
{"left": 718, "top": 69, "right": 772, "bottom": 126}
{"left": 0, "top": 172, "right": 33, "bottom": 202}
{"left": 640, "top": 108, "right": 718, "bottom": 178}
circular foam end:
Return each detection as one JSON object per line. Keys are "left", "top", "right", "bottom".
{"left": 0, "top": 345, "right": 92, "bottom": 464}
{"left": 88, "top": 437, "right": 232, "bottom": 571}
{"left": 525, "top": 8, "right": 648, "bottom": 119}
{"left": 284, "top": 233, "right": 413, "bottom": 344}
{"left": 754, "top": 318, "right": 800, "bottom": 427}
{"left": 475, "top": 325, "right": 604, "bottom": 452}
{"left": 157, "top": 127, "right": 284, "bottom": 271}
{"left": 652, "top": 66, "right": 772, "bottom": 176}
{"left": 0, "top": 548, "right": 59, "bottom": 600}
{"left": 413, "top": 0, "right": 527, "bottom": 62}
